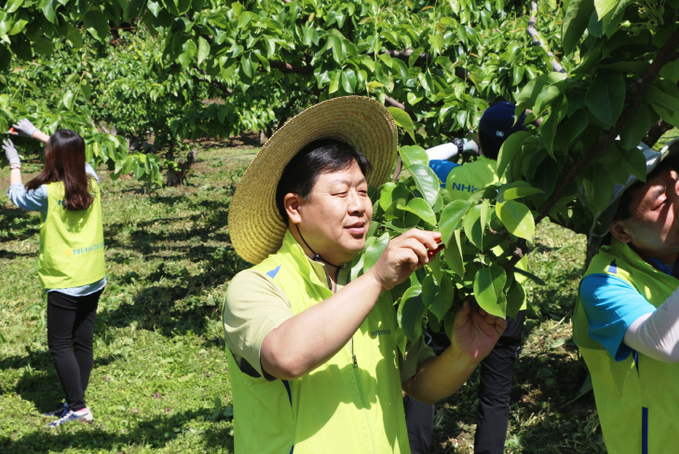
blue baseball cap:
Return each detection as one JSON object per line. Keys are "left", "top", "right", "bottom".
{"left": 479, "top": 102, "right": 526, "bottom": 141}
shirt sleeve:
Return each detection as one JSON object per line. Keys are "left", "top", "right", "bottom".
{"left": 580, "top": 273, "right": 657, "bottom": 361}
{"left": 223, "top": 270, "right": 295, "bottom": 378}
{"left": 85, "top": 163, "right": 100, "bottom": 183}
{"left": 7, "top": 183, "right": 48, "bottom": 212}
{"left": 399, "top": 336, "right": 436, "bottom": 382}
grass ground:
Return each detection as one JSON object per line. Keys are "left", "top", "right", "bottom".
{"left": 4, "top": 131, "right": 676, "bottom": 453}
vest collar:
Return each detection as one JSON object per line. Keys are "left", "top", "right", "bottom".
{"left": 278, "top": 230, "right": 352, "bottom": 290}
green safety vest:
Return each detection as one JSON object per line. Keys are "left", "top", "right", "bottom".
{"left": 226, "top": 230, "right": 410, "bottom": 454}
{"left": 573, "top": 239, "right": 679, "bottom": 454}
{"left": 38, "top": 180, "right": 105, "bottom": 289}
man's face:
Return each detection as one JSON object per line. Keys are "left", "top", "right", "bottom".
{"left": 612, "top": 168, "right": 679, "bottom": 264}
{"left": 294, "top": 160, "right": 373, "bottom": 265}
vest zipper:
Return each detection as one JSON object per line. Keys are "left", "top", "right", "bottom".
{"left": 327, "top": 262, "right": 375, "bottom": 451}
{"left": 351, "top": 334, "right": 377, "bottom": 453}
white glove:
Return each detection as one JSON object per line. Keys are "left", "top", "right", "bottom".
{"left": 3, "top": 139, "right": 20, "bottom": 165}
{"left": 11, "top": 119, "right": 38, "bottom": 138}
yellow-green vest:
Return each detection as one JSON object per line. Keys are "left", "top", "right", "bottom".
{"left": 573, "top": 239, "right": 679, "bottom": 454}
{"left": 226, "top": 231, "right": 410, "bottom": 454}
{"left": 39, "top": 180, "right": 105, "bottom": 289}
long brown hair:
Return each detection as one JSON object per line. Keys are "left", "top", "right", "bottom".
{"left": 25, "top": 129, "right": 94, "bottom": 211}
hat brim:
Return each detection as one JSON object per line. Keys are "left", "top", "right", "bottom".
{"left": 229, "top": 96, "right": 398, "bottom": 265}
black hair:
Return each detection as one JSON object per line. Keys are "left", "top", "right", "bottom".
{"left": 275, "top": 139, "right": 371, "bottom": 224}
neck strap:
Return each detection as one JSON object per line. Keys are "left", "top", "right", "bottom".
{"left": 294, "top": 224, "right": 343, "bottom": 269}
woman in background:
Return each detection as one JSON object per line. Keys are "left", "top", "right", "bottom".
{"left": 4, "top": 119, "right": 106, "bottom": 427}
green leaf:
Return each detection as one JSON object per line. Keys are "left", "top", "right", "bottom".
{"left": 647, "top": 85, "right": 679, "bottom": 115}
{"left": 379, "top": 182, "right": 397, "bottom": 211}
{"left": 594, "top": 0, "right": 617, "bottom": 19}
{"left": 363, "top": 232, "right": 390, "bottom": 272}
{"left": 5, "top": 0, "right": 24, "bottom": 13}
{"left": 496, "top": 200, "right": 535, "bottom": 241}
{"left": 237, "top": 11, "right": 255, "bottom": 28}
{"left": 541, "top": 96, "right": 568, "bottom": 158}
{"left": 34, "top": 38, "right": 53, "bottom": 56}
{"left": 329, "top": 70, "right": 340, "bottom": 94}
{"left": 84, "top": 11, "right": 110, "bottom": 41}
{"left": 500, "top": 186, "right": 543, "bottom": 202}
{"left": 341, "top": 69, "right": 357, "bottom": 93}
{"left": 620, "top": 105, "right": 652, "bottom": 151}
{"left": 179, "top": 39, "right": 197, "bottom": 67}
{"left": 439, "top": 200, "right": 473, "bottom": 245}
{"left": 505, "top": 280, "right": 525, "bottom": 320}
{"left": 397, "top": 285, "right": 426, "bottom": 342}
{"left": 408, "top": 47, "right": 424, "bottom": 67}
{"left": 400, "top": 145, "right": 428, "bottom": 168}
{"left": 473, "top": 266, "right": 507, "bottom": 318}
{"left": 197, "top": 37, "right": 210, "bottom": 64}
{"left": 586, "top": 72, "right": 625, "bottom": 127}
{"left": 397, "top": 198, "right": 437, "bottom": 226}
{"left": 62, "top": 91, "right": 74, "bottom": 111}
{"left": 496, "top": 130, "right": 530, "bottom": 178}
{"left": 408, "top": 164, "right": 440, "bottom": 207}
{"left": 562, "top": 0, "right": 595, "bottom": 54}
{"left": 42, "top": 0, "right": 56, "bottom": 23}
{"left": 463, "top": 204, "right": 484, "bottom": 251}
{"left": 388, "top": 107, "right": 415, "bottom": 142}
{"left": 443, "top": 229, "right": 465, "bottom": 277}
{"left": 240, "top": 53, "right": 252, "bottom": 77}
{"left": 423, "top": 273, "right": 455, "bottom": 322}
{"left": 583, "top": 165, "right": 615, "bottom": 216}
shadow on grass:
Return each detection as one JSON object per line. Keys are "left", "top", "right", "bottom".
{"left": 0, "top": 408, "right": 233, "bottom": 454}
{"left": 0, "top": 207, "right": 39, "bottom": 243}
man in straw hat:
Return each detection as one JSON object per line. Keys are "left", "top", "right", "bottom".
{"left": 574, "top": 138, "right": 679, "bottom": 454}
{"left": 223, "top": 96, "right": 507, "bottom": 454}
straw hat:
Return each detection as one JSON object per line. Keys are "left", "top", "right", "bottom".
{"left": 229, "top": 96, "right": 398, "bottom": 264}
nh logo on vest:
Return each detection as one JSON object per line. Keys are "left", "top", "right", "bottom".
{"left": 66, "top": 241, "right": 104, "bottom": 257}
{"left": 450, "top": 183, "right": 479, "bottom": 193}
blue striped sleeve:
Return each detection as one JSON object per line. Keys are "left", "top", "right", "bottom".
{"left": 580, "top": 273, "right": 656, "bottom": 361}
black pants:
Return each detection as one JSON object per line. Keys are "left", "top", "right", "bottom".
{"left": 474, "top": 310, "right": 525, "bottom": 454}
{"left": 46, "top": 289, "right": 102, "bottom": 412}
{"left": 405, "top": 311, "right": 525, "bottom": 454}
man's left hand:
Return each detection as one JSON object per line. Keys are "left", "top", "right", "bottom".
{"left": 450, "top": 299, "right": 507, "bottom": 362}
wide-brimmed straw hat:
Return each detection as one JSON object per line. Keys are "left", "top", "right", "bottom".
{"left": 229, "top": 96, "right": 398, "bottom": 264}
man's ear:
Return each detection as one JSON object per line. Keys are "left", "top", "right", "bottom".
{"left": 284, "top": 193, "right": 303, "bottom": 224}
{"left": 610, "top": 219, "right": 632, "bottom": 244}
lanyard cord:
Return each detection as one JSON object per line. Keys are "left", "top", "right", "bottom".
{"left": 294, "top": 224, "right": 343, "bottom": 269}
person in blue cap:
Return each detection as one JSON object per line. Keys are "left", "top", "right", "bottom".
{"left": 406, "top": 101, "right": 528, "bottom": 454}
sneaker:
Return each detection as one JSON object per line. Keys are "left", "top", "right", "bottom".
{"left": 47, "top": 408, "right": 93, "bottom": 428}
{"left": 44, "top": 402, "right": 69, "bottom": 417}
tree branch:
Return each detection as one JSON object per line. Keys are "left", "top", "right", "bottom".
{"left": 528, "top": 1, "right": 566, "bottom": 73}
{"left": 503, "top": 26, "right": 679, "bottom": 269}
{"left": 643, "top": 119, "right": 675, "bottom": 147}
{"left": 193, "top": 69, "right": 233, "bottom": 96}
{"left": 384, "top": 95, "right": 406, "bottom": 110}
{"left": 269, "top": 60, "right": 313, "bottom": 74}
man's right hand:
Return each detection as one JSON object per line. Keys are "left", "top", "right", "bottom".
{"left": 369, "top": 229, "right": 442, "bottom": 291}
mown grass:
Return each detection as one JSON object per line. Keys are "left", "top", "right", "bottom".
{"left": 3, "top": 130, "right": 676, "bottom": 453}
{"left": 0, "top": 140, "right": 256, "bottom": 453}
